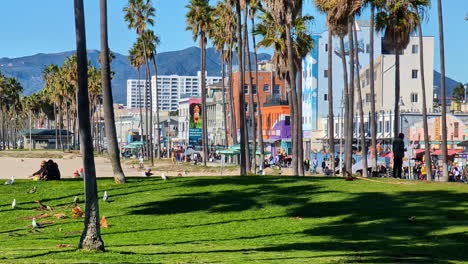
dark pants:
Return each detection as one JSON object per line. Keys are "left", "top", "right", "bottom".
{"left": 393, "top": 157, "right": 403, "bottom": 178}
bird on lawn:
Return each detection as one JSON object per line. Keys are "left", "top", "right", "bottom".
{"left": 161, "top": 173, "right": 168, "bottom": 181}
{"left": 103, "top": 191, "right": 108, "bottom": 202}
{"left": 28, "top": 186, "right": 38, "bottom": 194}
{"left": 32, "top": 218, "right": 41, "bottom": 228}
{"left": 12, "top": 199, "right": 17, "bottom": 209}
{"left": 4, "top": 176, "right": 15, "bottom": 185}
{"left": 73, "top": 196, "right": 79, "bottom": 205}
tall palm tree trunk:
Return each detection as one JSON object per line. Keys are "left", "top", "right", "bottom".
{"left": 297, "top": 62, "right": 305, "bottom": 176}
{"left": 74, "top": 0, "right": 104, "bottom": 251}
{"left": 327, "top": 33, "right": 335, "bottom": 175}
{"left": 340, "top": 35, "right": 351, "bottom": 175}
{"left": 369, "top": 5, "right": 378, "bottom": 175}
{"left": 285, "top": 25, "right": 299, "bottom": 176}
{"left": 54, "top": 104, "right": 58, "bottom": 149}
{"left": 143, "top": 57, "right": 154, "bottom": 165}
{"left": 228, "top": 53, "right": 237, "bottom": 145}
{"left": 347, "top": 20, "right": 356, "bottom": 176}
{"left": 354, "top": 24, "right": 368, "bottom": 178}
{"left": 244, "top": 10, "right": 256, "bottom": 173}
{"left": 221, "top": 51, "right": 228, "bottom": 147}
{"left": 201, "top": 36, "right": 209, "bottom": 167}
{"left": 251, "top": 18, "right": 264, "bottom": 168}
{"left": 235, "top": 0, "right": 247, "bottom": 176}
{"left": 417, "top": 20, "right": 432, "bottom": 181}
{"left": 151, "top": 55, "right": 161, "bottom": 159}
{"left": 437, "top": 0, "right": 448, "bottom": 182}
{"left": 393, "top": 49, "right": 400, "bottom": 138}
{"left": 137, "top": 68, "right": 144, "bottom": 155}
{"left": 143, "top": 63, "right": 149, "bottom": 159}
{"left": 100, "top": 0, "right": 126, "bottom": 183}
{"left": 66, "top": 105, "right": 71, "bottom": 152}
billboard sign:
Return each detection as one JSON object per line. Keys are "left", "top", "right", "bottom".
{"left": 189, "top": 98, "right": 203, "bottom": 146}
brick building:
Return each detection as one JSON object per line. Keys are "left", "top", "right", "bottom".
{"left": 229, "top": 71, "right": 287, "bottom": 141}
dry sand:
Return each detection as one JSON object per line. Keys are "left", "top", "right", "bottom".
{"left": 0, "top": 154, "right": 240, "bottom": 180}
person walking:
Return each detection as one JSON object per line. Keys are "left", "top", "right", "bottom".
{"left": 392, "top": 133, "right": 406, "bottom": 179}
{"left": 311, "top": 157, "right": 318, "bottom": 174}
{"left": 304, "top": 158, "right": 310, "bottom": 172}
{"left": 321, "top": 159, "right": 327, "bottom": 174}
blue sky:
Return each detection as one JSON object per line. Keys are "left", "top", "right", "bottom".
{"left": 0, "top": 0, "right": 466, "bottom": 83}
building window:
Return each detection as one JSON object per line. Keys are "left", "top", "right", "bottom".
{"left": 263, "top": 84, "right": 270, "bottom": 92}
{"left": 366, "top": 44, "right": 370, "bottom": 54}
{"left": 254, "top": 103, "right": 258, "bottom": 113}
{"left": 273, "top": 85, "right": 280, "bottom": 95}
{"left": 412, "top": 44, "right": 418, "bottom": 54}
{"left": 245, "top": 104, "right": 248, "bottom": 112}
{"left": 385, "top": 121, "right": 390, "bottom": 133}
{"left": 244, "top": 85, "right": 249, "bottom": 94}
{"left": 325, "top": 43, "right": 328, "bottom": 52}
{"left": 454, "top": 122, "right": 459, "bottom": 138}
{"left": 378, "top": 121, "right": 383, "bottom": 133}
{"left": 412, "top": 69, "right": 418, "bottom": 79}
{"left": 324, "top": 70, "right": 328, "bottom": 78}
{"left": 411, "top": 93, "right": 418, "bottom": 103}
{"left": 365, "top": 93, "right": 371, "bottom": 103}
{"left": 252, "top": 85, "right": 257, "bottom": 94}
{"left": 324, "top": 93, "right": 328, "bottom": 101}
{"left": 366, "top": 69, "right": 370, "bottom": 86}
{"left": 285, "top": 116, "right": 291, "bottom": 125}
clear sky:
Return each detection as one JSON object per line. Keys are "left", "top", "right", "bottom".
{"left": 0, "top": 0, "right": 467, "bottom": 83}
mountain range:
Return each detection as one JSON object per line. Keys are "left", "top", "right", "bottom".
{"left": 0, "top": 47, "right": 463, "bottom": 105}
{"left": 0, "top": 47, "right": 271, "bottom": 105}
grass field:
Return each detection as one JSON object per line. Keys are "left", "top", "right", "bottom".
{"left": 0, "top": 176, "right": 467, "bottom": 263}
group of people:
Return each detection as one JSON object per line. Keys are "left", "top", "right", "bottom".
{"left": 31, "top": 160, "right": 61, "bottom": 181}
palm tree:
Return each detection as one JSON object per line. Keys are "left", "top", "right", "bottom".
{"left": 437, "top": 0, "right": 448, "bottom": 182}
{"left": 261, "top": 0, "right": 303, "bottom": 176}
{"left": 353, "top": 23, "right": 368, "bottom": 178}
{"left": 186, "top": 0, "right": 213, "bottom": 167}
{"left": 255, "top": 8, "right": 313, "bottom": 176}
{"left": 100, "top": 0, "right": 126, "bottom": 183}
{"left": 140, "top": 29, "right": 161, "bottom": 160}
{"left": 123, "top": 0, "right": 156, "bottom": 164}
{"left": 376, "top": 0, "right": 426, "bottom": 137}
{"left": 128, "top": 41, "right": 145, "bottom": 156}
{"left": 314, "top": 0, "right": 363, "bottom": 175}
{"left": 212, "top": 2, "right": 230, "bottom": 147}
{"left": 73, "top": 0, "right": 104, "bottom": 251}
{"left": 368, "top": 0, "right": 378, "bottom": 175}
{"left": 249, "top": 0, "right": 265, "bottom": 166}
{"left": 229, "top": 0, "right": 248, "bottom": 175}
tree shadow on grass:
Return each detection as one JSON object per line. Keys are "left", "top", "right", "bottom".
{"left": 261, "top": 184, "right": 468, "bottom": 264}
{"left": 129, "top": 176, "right": 324, "bottom": 215}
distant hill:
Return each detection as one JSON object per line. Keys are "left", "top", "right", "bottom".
{"left": 433, "top": 70, "right": 463, "bottom": 100}
{"left": 0, "top": 47, "right": 271, "bottom": 105}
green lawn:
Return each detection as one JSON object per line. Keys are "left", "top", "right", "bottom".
{"left": 0, "top": 176, "right": 467, "bottom": 263}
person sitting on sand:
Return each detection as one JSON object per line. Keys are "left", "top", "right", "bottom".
{"left": 144, "top": 168, "right": 153, "bottom": 177}
{"left": 43, "top": 160, "right": 61, "bottom": 180}
{"left": 32, "top": 160, "right": 47, "bottom": 181}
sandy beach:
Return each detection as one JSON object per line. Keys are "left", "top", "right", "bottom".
{"left": 0, "top": 152, "right": 241, "bottom": 180}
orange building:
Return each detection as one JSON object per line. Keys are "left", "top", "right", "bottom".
{"left": 230, "top": 71, "right": 287, "bottom": 133}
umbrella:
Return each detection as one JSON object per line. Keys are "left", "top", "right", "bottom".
{"left": 185, "top": 148, "right": 196, "bottom": 155}
{"left": 217, "top": 149, "right": 240, "bottom": 155}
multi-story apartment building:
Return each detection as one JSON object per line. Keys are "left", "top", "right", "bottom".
{"left": 302, "top": 20, "right": 434, "bottom": 151}
{"left": 126, "top": 71, "right": 222, "bottom": 112}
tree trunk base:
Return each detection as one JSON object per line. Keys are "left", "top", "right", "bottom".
{"left": 79, "top": 229, "right": 105, "bottom": 251}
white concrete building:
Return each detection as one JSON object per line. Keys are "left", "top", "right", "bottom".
{"left": 177, "top": 97, "right": 191, "bottom": 143}
{"left": 333, "top": 36, "right": 435, "bottom": 140}
{"left": 126, "top": 71, "right": 222, "bottom": 112}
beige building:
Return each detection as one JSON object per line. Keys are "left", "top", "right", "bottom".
{"left": 332, "top": 36, "right": 435, "bottom": 141}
